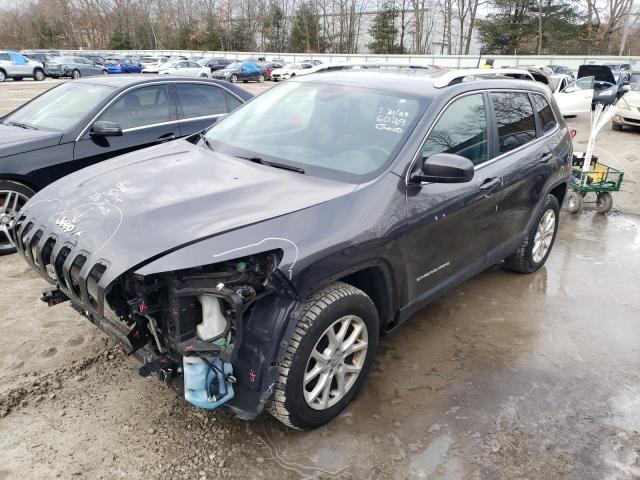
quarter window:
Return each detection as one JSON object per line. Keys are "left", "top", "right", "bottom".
{"left": 421, "top": 93, "right": 488, "bottom": 166}
{"left": 99, "top": 85, "right": 171, "bottom": 130}
{"left": 176, "top": 84, "right": 229, "bottom": 119}
{"left": 532, "top": 95, "right": 557, "bottom": 135}
{"left": 491, "top": 92, "right": 536, "bottom": 154}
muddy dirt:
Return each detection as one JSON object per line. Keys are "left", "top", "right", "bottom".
{"left": 1, "top": 78, "right": 640, "bottom": 479}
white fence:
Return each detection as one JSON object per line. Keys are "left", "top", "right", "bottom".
{"left": 70, "top": 50, "right": 640, "bottom": 70}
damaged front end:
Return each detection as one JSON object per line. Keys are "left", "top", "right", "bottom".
{"left": 36, "top": 247, "right": 298, "bottom": 417}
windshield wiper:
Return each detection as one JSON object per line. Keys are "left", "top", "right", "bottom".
{"left": 198, "top": 131, "right": 214, "bottom": 151}
{"left": 237, "top": 156, "right": 305, "bottom": 174}
{"left": 5, "top": 121, "right": 38, "bottom": 130}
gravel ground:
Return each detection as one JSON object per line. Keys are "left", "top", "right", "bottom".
{"left": 1, "top": 76, "right": 639, "bottom": 480}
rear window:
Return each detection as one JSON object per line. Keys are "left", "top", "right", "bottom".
{"left": 531, "top": 94, "right": 557, "bottom": 135}
{"left": 491, "top": 92, "right": 537, "bottom": 154}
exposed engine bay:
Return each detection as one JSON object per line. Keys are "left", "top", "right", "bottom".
{"left": 44, "top": 250, "right": 297, "bottom": 415}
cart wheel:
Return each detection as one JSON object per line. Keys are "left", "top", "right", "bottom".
{"left": 595, "top": 192, "right": 613, "bottom": 214}
{"left": 566, "top": 190, "right": 583, "bottom": 213}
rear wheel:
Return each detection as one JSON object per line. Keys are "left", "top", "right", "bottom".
{"left": 268, "top": 282, "right": 379, "bottom": 430}
{"left": 0, "top": 180, "right": 35, "bottom": 255}
{"left": 71, "top": 69, "right": 81, "bottom": 79}
{"left": 505, "top": 194, "right": 560, "bottom": 273}
{"left": 101, "top": 70, "right": 108, "bottom": 75}
{"left": 33, "top": 69, "right": 45, "bottom": 81}
{"left": 257, "top": 73, "right": 264, "bottom": 83}
{"left": 199, "top": 72, "right": 208, "bottom": 78}
{"left": 595, "top": 192, "right": 613, "bottom": 213}
{"left": 0, "top": 70, "right": 6, "bottom": 82}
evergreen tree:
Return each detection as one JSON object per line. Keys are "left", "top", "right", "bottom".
{"left": 290, "top": 2, "right": 323, "bottom": 53}
{"left": 368, "top": 1, "right": 404, "bottom": 54}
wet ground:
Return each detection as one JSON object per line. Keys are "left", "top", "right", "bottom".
{"left": 1, "top": 77, "right": 640, "bottom": 479}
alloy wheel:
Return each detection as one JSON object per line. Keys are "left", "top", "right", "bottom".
{"left": 532, "top": 209, "right": 555, "bottom": 263}
{"left": 0, "top": 189, "right": 29, "bottom": 253}
{"left": 303, "top": 315, "right": 368, "bottom": 410}
{"left": 0, "top": 71, "right": 5, "bottom": 82}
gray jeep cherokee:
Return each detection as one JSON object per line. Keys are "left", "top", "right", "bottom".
{"left": 12, "top": 69, "right": 571, "bottom": 430}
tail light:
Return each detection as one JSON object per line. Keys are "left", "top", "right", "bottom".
{"left": 569, "top": 127, "right": 577, "bottom": 139}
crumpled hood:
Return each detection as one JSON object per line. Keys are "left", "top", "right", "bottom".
{"left": 0, "top": 124, "right": 62, "bottom": 158}
{"left": 578, "top": 65, "right": 616, "bottom": 84}
{"left": 19, "top": 139, "right": 355, "bottom": 282}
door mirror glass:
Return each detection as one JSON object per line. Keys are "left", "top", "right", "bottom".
{"left": 90, "top": 120, "right": 122, "bottom": 136}
{"left": 419, "top": 153, "right": 474, "bottom": 183}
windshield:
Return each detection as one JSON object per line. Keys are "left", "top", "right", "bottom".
{"left": 105, "top": 58, "right": 122, "bottom": 64}
{"left": 284, "top": 63, "right": 299, "bottom": 69}
{"left": 197, "top": 58, "right": 210, "bottom": 66}
{"left": 3, "top": 82, "right": 115, "bottom": 131}
{"left": 204, "top": 81, "right": 425, "bottom": 182}
{"left": 162, "top": 60, "right": 180, "bottom": 68}
{"left": 226, "top": 62, "right": 243, "bottom": 69}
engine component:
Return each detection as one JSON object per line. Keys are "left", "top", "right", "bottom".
{"left": 183, "top": 356, "right": 235, "bottom": 408}
{"left": 196, "top": 295, "right": 227, "bottom": 343}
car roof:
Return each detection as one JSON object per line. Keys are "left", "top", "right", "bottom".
{"left": 292, "top": 69, "right": 551, "bottom": 99}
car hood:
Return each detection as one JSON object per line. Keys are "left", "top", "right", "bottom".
{"left": 578, "top": 65, "right": 616, "bottom": 84}
{"left": 19, "top": 139, "right": 356, "bottom": 283}
{"left": 0, "top": 124, "right": 62, "bottom": 158}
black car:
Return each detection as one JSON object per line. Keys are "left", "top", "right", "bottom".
{"left": 198, "top": 57, "right": 232, "bottom": 72}
{"left": 578, "top": 64, "right": 628, "bottom": 106}
{"left": 22, "top": 52, "right": 55, "bottom": 70}
{"left": 12, "top": 70, "right": 571, "bottom": 430}
{"left": 0, "top": 76, "right": 252, "bottom": 253}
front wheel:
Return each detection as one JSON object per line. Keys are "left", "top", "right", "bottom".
{"left": 505, "top": 194, "right": 560, "bottom": 273}
{"left": 268, "top": 282, "right": 379, "bottom": 430}
{"left": 257, "top": 73, "right": 264, "bottom": 83}
{"left": 229, "top": 74, "right": 238, "bottom": 83}
{"left": 71, "top": 69, "right": 81, "bottom": 79}
{"left": 0, "top": 180, "right": 35, "bottom": 255}
{"left": 101, "top": 70, "right": 108, "bottom": 75}
{"left": 33, "top": 69, "right": 45, "bottom": 81}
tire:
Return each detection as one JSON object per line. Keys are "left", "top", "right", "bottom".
{"left": 566, "top": 190, "right": 583, "bottom": 213}
{"left": 200, "top": 73, "right": 208, "bottom": 78}
{"left": 0, "top": 180, "right": 35, "bottom": 255}
{"left": 33, "top": 69, "right": 45, "bottom": 81}
{"left": 101, "top": 70, "right": 108, "bottom": 75}
{"left": 0, "top": 69, "right": 6, "bottom": 82}
{"left": 267, "top": 282, "right": 379, "bottom": 430}
{"left": 71, "top": 69, "right": 81, "bottom": 79}
{"left": 229, "top": 74, "right": 238, "bottom": 83}
{"left": 505, "top": 194, "right": 560, "bottom": 274}
{"left": 257, "top": 73, "right": 264, "bottom": 83}
{"left": 612, "top": 123, "right": 622, "bottom": 131}
{"left": 595, "top": 192, "right": 613, "bottom": 213}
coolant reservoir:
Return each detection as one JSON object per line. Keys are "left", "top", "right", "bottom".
{"left": 197, "top": 295, "right": 226, "bottom": 341}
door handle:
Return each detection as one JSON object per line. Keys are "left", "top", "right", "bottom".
{"left": 479, "top": 177, "right": 501, "bottom": 192}
{"left": 539, "top": 153, "right": 554, "bottom": 164}
{"left": 157, "top": 133, "right": 175, "bottom": 142}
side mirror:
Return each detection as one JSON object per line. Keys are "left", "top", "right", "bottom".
{"left": 415, "top": 153, "right": 474, "bottom": 183}
{"left": 90, "top": 121, "right": 122, "bottom": 137}
{"left": 241, "top": 66, "right": 247, "bottom": 71}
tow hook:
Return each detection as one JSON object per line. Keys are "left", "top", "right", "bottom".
{"left": 40, "top": 285, "right": 69, "bottom": 306}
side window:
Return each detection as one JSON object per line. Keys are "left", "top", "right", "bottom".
{"left": 187, "top": 62, "right": 200, "bottom": 68}
{"left": 176, "top": 84, "right": 228, "bottom": 119}
{"left": 0, "top": 53, "right": 10, "bottom": 61}
{"left": 565, "top": 76, "right": 593, "bottom": 93}
{"left": 532, "top": 94, "right": 557, "bottom": 135}
{"left": 225, "top": 93, "right": 243, "bottom": 111}
{"left": 421, "top": 93, "right": 488, "bottom": 166}
{"left": 491, "top": 92, "right": 536, "bottom": 154}
{"left": 99, "top": 85, "right": 171, "bottom": 130}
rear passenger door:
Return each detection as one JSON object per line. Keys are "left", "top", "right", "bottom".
{"left": 74, "top": 84, "right": 178, "bottom": 169}
{"left": 489, "top": 91, "right": 558, "bottom": 254}
{"left": 175, "top": 83, "right": 243, "bottom": 136}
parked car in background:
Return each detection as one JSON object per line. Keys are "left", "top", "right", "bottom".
{"left": 22, "top": 52, "right": 55, "bottom": 71}
{"left": 169, "top": 55, "right": 188, "bottom": 61}
{"left": 11, "top": 70, "right": 571, "bottom": 430}
{"left": 81, "top": 54, "right": 106, "bottom": 66}
{"left": 211, "top": 61, "right": 266, "bottom": 83}
{"left": 549, "top": 74, "right": 573, "bottom": 94}
{"left": 105, "top": 57, "right": 142, "bottom": 74}
{"left": 263, "top": 62, "right": 284, "bottom": 80}
{"left": 613, "top": 80, "right": 640, "bottom": 130}
{"left": 513, "top": 65, "right": 551, "bottom": 85}
{"left": 0, "top": 51, "right": 45, "bottom": 82}
{"left": 270, "top": 62, "right": 314, "bottom": 81}
{"left": 158, "top": 60, "right": 211, "bottom": 78}
{"left": 578, "top": 64, "right": 624, "bottom": 106}
{"left": 198, "top": 57, "right": 233, "bottom": 73}
{"left": 553, "top": 76, "right": 594, "bottom": 116}
{"left": 45, "top": 56, "right": 108, "bottom": 79}
{"left": 0, "top": 76, "right": 252, "bottom": 254}
{"left": 547, "top": 65, "right": 575, "bottom": 80}
{"left": 140, "top": 56, "right": 169, "bottom": 72}
{"left": 629, "top": 71, "right": 640, "bottom": 87}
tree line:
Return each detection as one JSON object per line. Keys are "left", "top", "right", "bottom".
{"left": 0, "top": 0, "right": 638, "bottom": 55}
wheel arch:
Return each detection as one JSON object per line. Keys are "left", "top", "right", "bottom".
{"left": 549, "top": 181, "right": 568, "bottom": 208}
{"left": 0, "top": 175, "right": 40, "bottom": 193}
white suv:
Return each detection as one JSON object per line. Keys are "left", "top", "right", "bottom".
{"left": 0, "top": 51, "right": 45, "bottom": 82}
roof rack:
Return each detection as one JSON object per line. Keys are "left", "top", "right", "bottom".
{"left": 432, "top": 68, "right": 536, "bottom": 88}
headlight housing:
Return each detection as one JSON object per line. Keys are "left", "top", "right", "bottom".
{"left": 616, "top": 98, "right": 630, "bottom": 110}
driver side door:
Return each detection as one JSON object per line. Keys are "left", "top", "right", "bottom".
{"left": 554, "top": 76, "right": 594, "bottom": 115}
{"left": 73, "top": 84, "right": 179, "bottom": 170}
